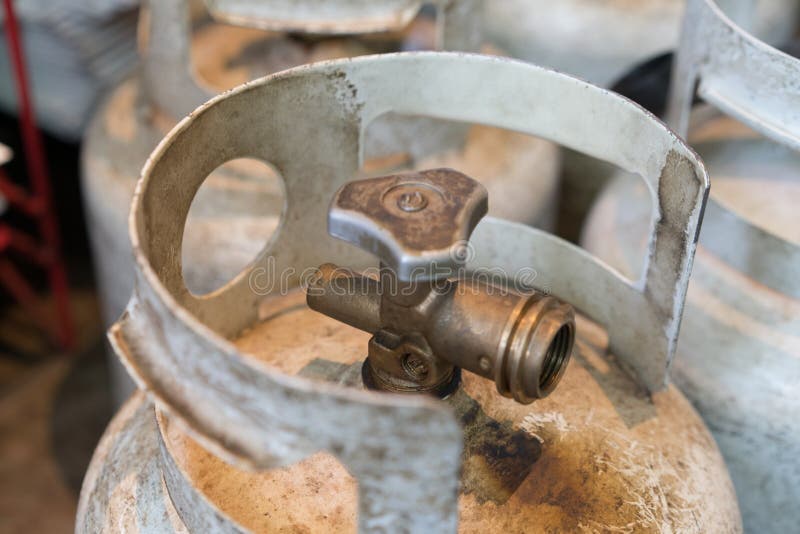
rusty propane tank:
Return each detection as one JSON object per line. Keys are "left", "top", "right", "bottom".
{"left": 77, "top": 53, "right": 740, "bottom": 532}
{"left": 582, "top": 1, "right": 800, "bottom": 532}
{"left": 81, "top": 0, "right": 562, "bottom": 405}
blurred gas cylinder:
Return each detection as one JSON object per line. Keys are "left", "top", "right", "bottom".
{"left": 81, "top": 0, "right": 562, "bottom": 405}
{"left": 484, "top": 0, "right": 795, "bottom": 87}
{"left": 582, "top": 1, "right": 800, "bottom": 531}
{"left": 486, "top": 0, "right": 799, "bottom": 242}
{"left": 77, "top": 53, "right": 740, "bottom": 533}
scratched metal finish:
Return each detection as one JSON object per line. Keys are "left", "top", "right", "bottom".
{"left": 78, "top": 53, "right": 728, "bottom": 532}
{"left": 667, "top": 0, "right": 800, "bottom": 298}
{"left": 142, "top": 0, "right": 482, "bottom": 119}
{"left": 484, "top": 0, "right": 795, "bottom": 87}
{"left": 207, "top": 0, "right": 481, "bottom": 39}
{"left": 76, "top": 392, "right": 190, "bottom": 534}
{"left": 582, "top": 109, "right": 800, "bottom": 533}
{"left": 79, "top": 299, "right": 741, "bottom": 532}
{"left": 83, "top": 1, "right": 559, "bottom": 404}
{"left": 81, "top": 75, "right": 281, "bottom": 407}
{"left": 594, "top": 6, "right": 800, "bottom": 525}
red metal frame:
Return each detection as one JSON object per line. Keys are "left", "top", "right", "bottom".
{"left": 1, "top": 0, "right": 74, "bottom": 349}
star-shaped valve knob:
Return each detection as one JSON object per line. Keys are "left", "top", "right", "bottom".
{"left": 329, "top": 169, "right": 488, "bottom": 281}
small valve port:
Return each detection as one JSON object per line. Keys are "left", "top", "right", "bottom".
{"left": 540, "top": 323, "right": 574, "bottom": 394}
{"left": 492, "top": 293, "right": 575, "bottom": 404}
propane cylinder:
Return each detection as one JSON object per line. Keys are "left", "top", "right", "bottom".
{"left": 484, "top": 0, "right": 797, "bottom": 87}
{"left": 77, "top": 53, "right": 740, "bottom": 533}
{"left": 486, "top": 0, "right": 799, "bottom": 242}
{"left": 582, "top": 2, "right": 800, "bottom": 531}
{"left": 81, "top": 0, "right": 561, "bottom": 405}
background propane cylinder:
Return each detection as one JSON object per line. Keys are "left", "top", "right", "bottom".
{"left": 485, "top": 0, "right": 799, "bottom": 242}
{"left": 78, "top": 53, "right": 741, "bottom": 533}
{"left": 81, "top": 0, "right": 561, "bottom": 405}
{"left": 582, "top": 1, "right": 800, "bottom": 531}
{"left": 484, "top": 0, "right": 795, "bottom": 87}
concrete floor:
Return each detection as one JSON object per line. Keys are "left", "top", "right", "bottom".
{"left": 0, "top": 290, "right": 113, "bottom": 534}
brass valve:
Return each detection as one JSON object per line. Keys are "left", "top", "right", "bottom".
{"left": 307, "top": 169, "right": 575, "bottom": 404}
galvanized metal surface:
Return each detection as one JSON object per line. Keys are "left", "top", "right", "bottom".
{"left": 76, "top": 392, "right": 190, "bottom": 534}
{"left": 81, "top": 77, "right": 281, "bottom": 406}
{"left": 668, "top": 0, "right": 800, "bottom": 145}
{"left": 207, "top": 0, "right": 427, "bottom": 33}
{"left": 485, "top": 0, "right": 682, "bottom": 87}
{"left": 142, "top": 0, "right": 481, "bottom": 119}
{"left": 81, "top": 307, "right": 741, "bottom": 532}
{"left": 489, "top": 0, "right": 797, "bottom": 248}
{"left": 613, "top": 17, "right": 800, "bottom": 526}
{"left": 484, "top": 0, "right": 796, "bottom": 87}
{"left": 667, "top": 0, "right": 800, "bottom": 298}
{"left": 582, "top": 108, "right": 800, "bottom": 533}
{"left": 83, "top": 93, "right": 560, "bottom": 408}
{"left": 83, "top": 2, "right": 560, "bottom": 404}
{"left": 82, "top": 53, "right": 721, "bottom": 532}
{"left": 207, "top": 0, "right": 482, "bottom": 40}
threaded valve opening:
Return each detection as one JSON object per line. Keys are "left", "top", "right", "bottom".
{"left": 495, "top": 295, "right": 575, "bottom": 404}
{"left": 538, "top": 322, "right": 574, "bottom": 395}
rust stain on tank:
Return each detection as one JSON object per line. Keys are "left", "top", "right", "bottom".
{"left": 300, "top": 358, "right": 541, "bottom": 505}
